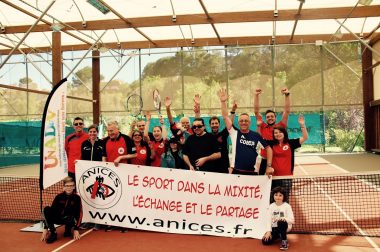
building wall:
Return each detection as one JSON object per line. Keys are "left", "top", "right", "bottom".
{"left": 373, "top": 41, "right": 380, "bottom": 101}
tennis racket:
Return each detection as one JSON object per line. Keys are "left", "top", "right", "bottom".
{"left": 153, "top": 88, "right": 161, "bottom": 115}
{"left": 126, "top": 94, "right": 143, "bottom": 118}
{"left": 98, "top": 114, "right": 108, "bottom": 139}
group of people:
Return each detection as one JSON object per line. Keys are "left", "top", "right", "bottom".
{"left": 42, "top": 87, "right": 306, "bottom": 250}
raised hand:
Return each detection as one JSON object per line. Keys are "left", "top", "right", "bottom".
{"left": 254, "top": 88, "right": 262, "bottom": 95}
{"left": 164, "top": 97, "right": 172, "bottom": 108}
{"left": 145, "top": 111, "right": 151, "bottom": 121}
{"left": 281, "top": 87, "right": 290, "bottom": 95}
{"left": 231, "top": 100, "right": 237, "bottom": 112}
{"left": 217, "top": 88, "right": 228, "bottom": 102}
{"left": 193, "top": 94, "right": 201, "bottom": 105}
{"left": 298, "top": 114, "right": 305, "bottom": 126}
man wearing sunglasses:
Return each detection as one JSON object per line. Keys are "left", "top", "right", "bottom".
{"left": 182, "top": 118, "right": 221, "bottom": 172}
{"left": 65, "top": 117, "right": 88, "bottom": 180}
{"left": 195, "top": 94, "right": 237, "bottom": 174}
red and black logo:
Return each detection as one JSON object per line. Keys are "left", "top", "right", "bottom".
{"left": 86, "top": 175, "right": 115, "bottom": 200}
{"left": 78, "top": 166, "right": 122, "bottom": 209}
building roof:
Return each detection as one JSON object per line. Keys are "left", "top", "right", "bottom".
{"left": 0, "top": 0, "right": 379, "bottom": 53}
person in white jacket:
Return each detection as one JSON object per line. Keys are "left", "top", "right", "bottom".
{"left": 262, "top": 186, "right": 294, "bottom": 250}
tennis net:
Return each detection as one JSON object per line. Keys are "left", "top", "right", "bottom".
{"left": 273, "top": 172, "right": 380, "bottom": 237}
{"left": 1, "top": 172, "right": 379, "bottom": 237}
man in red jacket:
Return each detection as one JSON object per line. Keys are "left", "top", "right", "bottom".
{"left": 65, "top": 117, "right": 88, "bottom": 180}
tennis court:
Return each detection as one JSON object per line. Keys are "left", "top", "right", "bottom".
{"left": 1, "top": 153, "right": 380, "bottom": 252}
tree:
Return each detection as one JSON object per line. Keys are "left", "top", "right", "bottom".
{"left": 72, "top": 66, "right": 104, "bottom": 86}
{"left": 19, "top": 77, "right": 33, "bottom": 85}
{"left": 18, "top": 77, "right": 39, "bottom": 90}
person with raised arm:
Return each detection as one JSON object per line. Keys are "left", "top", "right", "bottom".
{"left": 257, "top": 114, "right": 308, "bottom": 177}
{"left": 254, "top": 87, "right": 291, "bottom": 175}
{"left": 165, "top": 95, "right": 200, "bottom": 143}
{"left": 144, "top": 111, "right": 167, "bottom": 167}
{"left": 127, "top": 119, "right": 154, "bottom": 141}
{"left": 196, "top": 94, "right": 237, "bottom": 173}
{"left": 218, "top": 88, "right": 273, "bottom": 176}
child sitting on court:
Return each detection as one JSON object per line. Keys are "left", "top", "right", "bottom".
{"left": 262, "top": 186, "right": 294, "bottom": 250}
{"left": 40, "top": 176, "right": 82, "bottom": 244}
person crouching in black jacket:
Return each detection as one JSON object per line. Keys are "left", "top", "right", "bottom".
{"left": 40, "top": 176, "right": 82, "bottom": 244}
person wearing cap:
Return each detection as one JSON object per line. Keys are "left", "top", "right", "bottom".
{"left": 161, "top": 136, "right": 185, "bottom": 169}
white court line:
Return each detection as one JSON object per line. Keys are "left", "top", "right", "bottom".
{"left": 296, "top": 162, "right": 380, "bottom": 252}
{"left": 309, "top": 160, "right": 380, "bottom": 193}
{"left": 51, "top": 229, "right": 93, "bottom": 252}
{"left": 325, "top": 163, "right": 350, "bottom": 174}
{"left": 0, "top": 185, "right": 38, "bottom": 194}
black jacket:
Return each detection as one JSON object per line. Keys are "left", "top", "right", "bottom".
{"left": 81, "top": 138, "right": 103, "bottom": 161}
{"left": 46, "top": 192, "right": 82, "bottom": 230}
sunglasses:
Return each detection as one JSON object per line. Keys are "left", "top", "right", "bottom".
{"left": 192, "top": 125, "right": 204, "bottom": 129}
{"left": 133, "top": 134, "right": 142, "bottom": 137}
{"left": 74, "top": 122, "right": 83, "bottom": 126}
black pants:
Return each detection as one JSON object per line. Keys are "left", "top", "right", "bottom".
{"left": 43, "top": 206, "right": 75, "bottom": 233}
{"left": 262, "top": 220, "right": 288, "bottom": 245}
{"left": 259, "top": 158, "right": 267, "bottom": 175}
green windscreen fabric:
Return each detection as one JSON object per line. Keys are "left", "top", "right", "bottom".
{"left": 0, "top": 121, "right": 75, "bottom": 167}
{"left": 149, "top": 113, "right": 323, "bottom": 144}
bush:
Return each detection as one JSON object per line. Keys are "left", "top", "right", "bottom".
{"left": 334, "top": 129, "right": 364, "bottom": 152}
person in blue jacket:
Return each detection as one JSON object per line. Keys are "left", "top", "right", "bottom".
{"left": 161, "top": 136, "right": 185, "bottom": 169}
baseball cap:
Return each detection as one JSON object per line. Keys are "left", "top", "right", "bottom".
{"left": 168, "top": 136, "right": 180, "bottom": 144}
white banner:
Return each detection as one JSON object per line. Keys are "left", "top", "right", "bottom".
{"left": 76, "top": 160, "right": 272, "bottom": 239}
{"left": 40, "top": 78, "right": 68, "bottom": 189}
